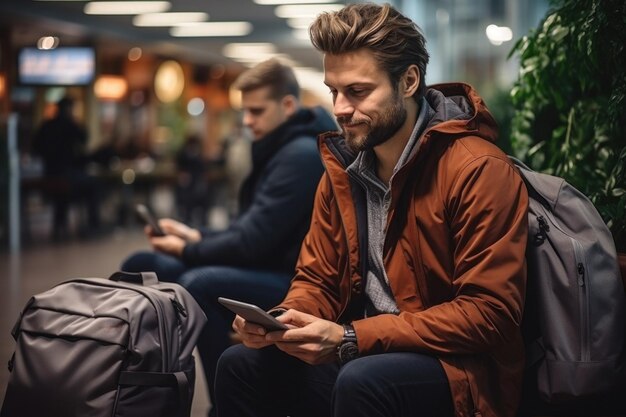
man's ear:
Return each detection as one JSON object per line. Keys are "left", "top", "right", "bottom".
{"left": 281, "top": 95, "right": 298, "bottom": 117}
{"left": 401, "top": 65, "right": 420, "bottom": 98}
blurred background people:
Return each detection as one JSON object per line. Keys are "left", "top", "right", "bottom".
{"left": 222, "top": 120, "right": 252, "bottom": 218}
{"left": 31, "top": 96, "right": 102, "bottom": 240}
{"left": 121, "top": 58, "right": 336, "bottom": 416}
{"left": 175, "top": 134, "right": 211, "bottom": 228}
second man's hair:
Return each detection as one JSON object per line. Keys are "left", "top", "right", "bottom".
{"left": 232, "top": 58, "right": 300, "bottom": 100}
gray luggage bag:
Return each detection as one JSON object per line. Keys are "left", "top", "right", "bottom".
{"left": 1, "top": 271, "right": 206, "bottom": 417}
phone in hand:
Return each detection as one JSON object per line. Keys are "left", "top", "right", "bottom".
{"left": 218, "top": 297, "right": 288, "bottom": 331}
{"left": 135, "top": 204, "right": 165, "bottom": 237}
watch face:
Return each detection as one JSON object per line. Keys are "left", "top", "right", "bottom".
{"left": 339, "top": 341, "right": 359, "bottom": 364}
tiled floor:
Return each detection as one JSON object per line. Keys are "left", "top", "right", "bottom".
{"left": 0, "top": 227, "right": 211, "bottom": 416}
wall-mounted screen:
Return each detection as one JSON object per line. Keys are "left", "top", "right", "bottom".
{"left": 18, "top": 47, "right": 96, "bottom": 86}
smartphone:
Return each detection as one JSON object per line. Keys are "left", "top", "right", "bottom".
{"left": 135, "top": 204, "right": 165, "bottom": 237}
{"left": 217, "top": 297, "right": 288, "bottom": 331}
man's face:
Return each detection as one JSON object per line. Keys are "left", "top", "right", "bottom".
{"left": 324, "top": 49, "right": 407, "bottom": 152}
{"left": 241, "top": 86, "right": 290, "bottom": 141}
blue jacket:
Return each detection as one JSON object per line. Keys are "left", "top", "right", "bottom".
{"left": 182, "top": 106, "right": 336, "bottom": 273}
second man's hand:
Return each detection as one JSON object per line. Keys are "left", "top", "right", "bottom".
{"left": 158, "top": 218, "right": 202, "bottom": 242}
{"left": 148, "top": 218, "right": 202, "bottom": 257}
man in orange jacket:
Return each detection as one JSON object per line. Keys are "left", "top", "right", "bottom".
{"left": 215, "top": 4, "right": 528, "bottom": 417}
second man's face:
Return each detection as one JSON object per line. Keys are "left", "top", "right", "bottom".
{"left": 323, "top": 48, "right": 408, "bottom": 152}
{"left": 241, "top": 86, "right": 290, "bottom": 141}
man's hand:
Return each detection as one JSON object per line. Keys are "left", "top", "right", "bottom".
{"left": 158, "top": 218, "right": 202, "bottom": 242}
{"left": 231, "top": 314, "right": 287, "bottom": 350}
{"left": 266, "top": 309, "right": 344, "bottom": 365}
{"left": 149, "top": 234, "right": 187, "bottom": 257}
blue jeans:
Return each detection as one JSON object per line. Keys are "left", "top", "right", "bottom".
{"left": 121, "top": 251, "right": 292, "bottom": 415}
{"left": 215, "top": 344, "right": 454, "bottom": 417}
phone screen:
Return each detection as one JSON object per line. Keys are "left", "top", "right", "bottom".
{"left": 218, "top": 297, "right": 288, "bottom": 331}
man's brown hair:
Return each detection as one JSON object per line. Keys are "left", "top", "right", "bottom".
{"left": 310, "top": 3, "right": 429, "bottom": 98}
{"left": 232, "top": 58, "right": 300, "bottom": 100}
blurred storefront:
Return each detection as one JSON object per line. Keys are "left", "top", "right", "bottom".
{"left": 0, "top": 0, "right": 548, "bottom": 248}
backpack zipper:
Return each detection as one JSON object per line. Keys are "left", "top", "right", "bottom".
{"left": 536, "top": 215, "right": 550, "bottom": 243}
{"left": 572, "top": 238, "right": 590, "bottom": 361}
{"left": 540, "top": 210, "right": 591, "bottom": 362}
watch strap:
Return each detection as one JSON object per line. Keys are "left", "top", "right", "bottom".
{"left": 342, "top": 324, "right": 357, "bottom": 343}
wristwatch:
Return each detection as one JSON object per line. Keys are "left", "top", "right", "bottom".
{"left": 337, "top": 324, "right": 359, "bottom": 365}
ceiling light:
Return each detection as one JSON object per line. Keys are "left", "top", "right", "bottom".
{"left": 94, "top": 75, "right": 128, "bottom": 101}
{"left": 274, "top": 4, "right": 343, "bottom": 18}
{"left": 227, "top": 53, "right": 299, "bottom": 69}
{"left": 485, "top": 24, "right": 513, "bottom": 45}
{"left": 37, "top": 36, "right": 59, "bottom": 50}
{"left": 154, "top": 60, "right": 185, "bottom": 103}
{"left": 222, "top": 43, "right": 277, "bottom": 59}
{"left": 128, "top": 47, "right": 142, "bottom": 61}
{"left": 171, "top": 22, "right": 253, "bottom": 37}
{"left": 84, "top": 1, "right": 170, "bottom": 15}
{"left": 286, "top": 17, "right": 315, "bottom": 29}
{"left": 133, "top": 12, "right": 208, "bottom": 27}
{"left": 254, "top": 0, "right": 335, "bottom": 4}
{"left": 187, "top": 98, "right": 205, "bottom": 116}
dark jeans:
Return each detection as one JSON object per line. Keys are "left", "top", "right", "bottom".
{"left": 121, "top": 251, "right": 187, "bottom": 283}
{"left": 121, "top": 251, "right": 292, "bottom": 416}
{"left": 215, "top": 344, "right": 454, "bottom": 417}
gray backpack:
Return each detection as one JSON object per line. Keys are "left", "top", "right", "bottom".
{"left": 1, "top": 271, "right": 206, "bottom": 417}
{"left": 510, "top": 157, "right": 626, "bottom": 404}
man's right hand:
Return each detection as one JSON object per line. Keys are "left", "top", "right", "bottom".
{"left": 155, "top": 218, "right": 202, "bottom": 242}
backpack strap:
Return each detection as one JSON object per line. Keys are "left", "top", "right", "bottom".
{"left": 109, "top": 271, "right": 159, "bottom": 286}
{"left": 507, "top": 156, "right": 553, "bottom": 210}
{"left": 118, "top": 370, "right": 191, "bottom": 417}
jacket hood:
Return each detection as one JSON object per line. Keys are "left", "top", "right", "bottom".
{"left": 424, "top": 82, "right": 498, "bottom": 145}
{"left": 239, "top": 105, "right": 336, "bottom": 212}
{"left": 251, "top": 105, "right": 337, "bottom": 170}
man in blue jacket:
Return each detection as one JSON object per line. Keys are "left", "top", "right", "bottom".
{"left": 121, "top": 58, "right": 335, "bottom": 416}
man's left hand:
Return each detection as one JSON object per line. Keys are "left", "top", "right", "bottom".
{"left": 265, "top": 309, "right": 344, "bottom": 365}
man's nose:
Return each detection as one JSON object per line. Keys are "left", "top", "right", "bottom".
{"left": 242, "top": 112, "right": 254, "bottom": 127}
{"left": 333, "top": 93, "right": 354, "bottom": 119}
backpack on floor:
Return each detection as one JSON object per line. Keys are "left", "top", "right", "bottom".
{"left": 510, "top": 156, "right": 626, "bottom": 404}
{"left": 0, "top": 271, "right": 207, "bottom": 417}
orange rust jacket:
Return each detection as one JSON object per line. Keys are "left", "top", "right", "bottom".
{"left": 277, "top": 83, "right": 529, "bottom": 417}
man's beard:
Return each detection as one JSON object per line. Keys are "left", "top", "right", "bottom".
{"left": 338, "top": 93, "right": 407, "bottom": 153}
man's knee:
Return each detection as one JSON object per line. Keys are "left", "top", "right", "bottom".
{"left": 177, "top": 269, "right": 203, "bottom": 295}
{"left": 216, "top": 344, "right": 254, "bottom": 383}
{"left": 178, "top": 267, "right": 223, "bottom": 300}
{"left": 334, "top": 358, "right": 373, "bottom": 395}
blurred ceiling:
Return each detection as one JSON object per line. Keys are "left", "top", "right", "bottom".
{"left": 0, "top": 0, "right": 359, "bottom": 72}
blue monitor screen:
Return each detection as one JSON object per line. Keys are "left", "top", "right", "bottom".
{"left": 18, "top": 47, "right": 96, "bottom": 86}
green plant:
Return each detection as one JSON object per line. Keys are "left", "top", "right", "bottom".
{"left": 509, "top": 0, "right": 626, "bottom": 251}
